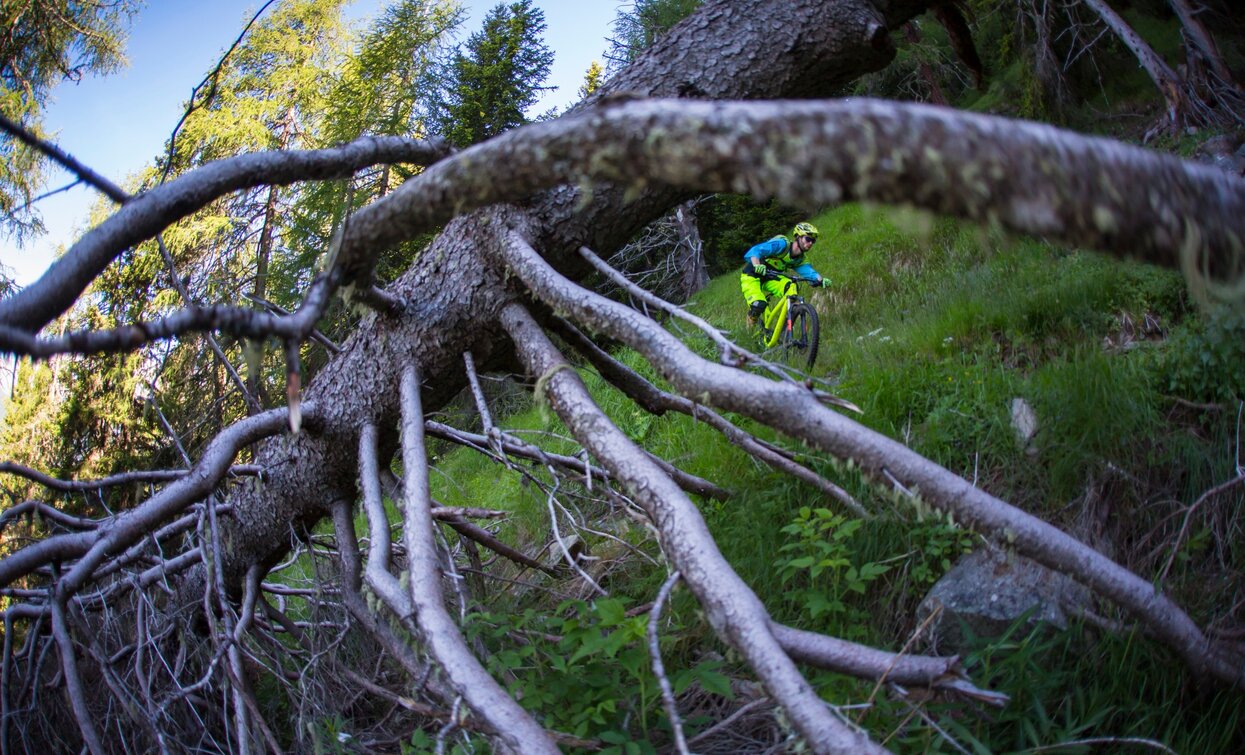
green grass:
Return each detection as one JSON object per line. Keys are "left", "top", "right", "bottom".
{"left": 319, "top": 200, "right": 1245, "bottom": 752}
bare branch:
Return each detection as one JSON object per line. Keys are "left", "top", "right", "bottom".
{"left": 499, "top": 300, "right": 884, "bottom": 753}
{"left": 495, "top": 227, "right": 1245, "bottom": 690}
{"left": 0, "top": 111, "right": 129, "bottom": 204}
{"left": 349, "top": 284, "right": 408, "bottom": 316}
{"left": 552, "top": 317, "right": 867, "bottom": 517}
{"left": 579, "top": 246, "right": 746, "bottom": 365}
{"left": 242, "top": 294, "right": 341, "bottom": 354}
{"left": 0, "top": 500, "right": 99, "bottom": 532}
{"left": 649, "top": 570, "right": 690, "bottom": 755}
{"left": 2, "top": 298, "right": 322, "bottom": 359}
{"left": 397, "top": 364, "right": 560, "bottom": 753}
{"left": 1158, "top": 472, "right": 1245, "bottom": 587}
{"left": 770, "top": 623, "right": 1005, "bottom": 705}
{"left": 426, "top": 420, "right": 608, "bottom": 479}
{"left": 441, "top": 518, "right": 556, "bottom": 576}
{"left": 0, "top": 461, "right": 262, "bottom": 494}
{"left": 0, "top": 135, "right": 451, "bottom": 334}
{"left": 340, "top": 98, "right": 1244, "bottom": 301}
{"left": 14, "top": 94, "right": 1239, "bottom": 345}
{"left": 329, "top": 499, "right": 430, "bottom": 682}
{"left": 50, "top": 597, "right": 104, "bottom": 755}
{"left": 155, "top": 234, "right": 262, "bottom": 416}
{"left": 357, "top": 424, "right": 413, "bottom": 617}
{"left": 0, "top": 407, "right": 295, "bottom": 592}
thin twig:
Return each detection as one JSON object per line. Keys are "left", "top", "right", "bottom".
{"left": 649, "top": 570, "right": 690, "bottom": 755}
{"left": 0, "top": 112, "right": 129, "bottom": 203}
{"left": 398, "top": 364, "right": 561, "bottom": 753}
{"left": 1157, "top": 473, "right": 1245, "bottom": 587}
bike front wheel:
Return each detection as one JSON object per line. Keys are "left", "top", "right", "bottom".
{"left": 782, "top": 302, "right": 820, "bottom": 370}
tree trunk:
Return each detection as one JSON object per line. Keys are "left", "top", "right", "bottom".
{"left": 674, "top": 200, "right": 708, "bottom": 300}
{"left": 1081, "top": 0, "right": 1188, "bottom": 130}
{"left": 1025, "top": 0, "right": 1071, "bottom": 120}
{"left": 903, "top": 22, "right": 949, "bottom": 106}
{"left": 8, "top": 0, "right": 1245, "bottom": 749}
{"left": 1169, "top": 0, "right": 1240, "bottom": 92}
{"left": 213, "top": 0, "right": 911, "bottom": 591}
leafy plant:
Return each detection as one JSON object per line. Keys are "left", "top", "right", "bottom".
{"left": 461, "top": 596, "right": 729, "bottom": 749}
{"left": 775, "top": 507, "right": 891, "bottom": 636}
{"left": 1160, "top": 303, "right": 1245, "bottom": 404}
{"left": 907, "top": 516, "right": 975, "bottom": 587}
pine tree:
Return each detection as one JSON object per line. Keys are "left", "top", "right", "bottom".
{"left": 605, "top": 0, "right": 701, "bottom": 72}
{"left": 326, "top": 0, "right": 464, "bottom": 144}
{"left": 300, "top": 0, "right": 464, "bottom": 284}
{"left": 428, "top": 0, "right": 554, "bottom": 148}
{"left": 0, "top": 0, "right": 140, "bottom": 243}
{"left": 577, "top": 59, "right": 605, "bottom": 101}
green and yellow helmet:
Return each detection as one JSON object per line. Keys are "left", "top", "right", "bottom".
{"left": 793, "top": 221, "right": 820, "bottom": 240}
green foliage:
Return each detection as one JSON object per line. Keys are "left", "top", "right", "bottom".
{"left": 0, "top": 353, "right": 167, "bottom": 511}
{"left": 298, "top": 0, "right": 463, "bottom": 289}
{"left": 605, "top": 0, "right": 702, "bottom": 72}
{"left": 669, "top": 199, "right": 1238, "bottom": 750}
{"left": 1028, "top": 348, "right": 1163, "bottom": 500}
{"left": 576, "top": 59, "right": 605, "bottom": 102}
{"left": 326, "top": 0, "right": 463, "bottom": 142}
{"left": 1159, "top": 304, "right": 1245, "bottom": 404}
{"left": 305, "top": 714, "right": 354, "bottom": 754}
{"left": 697, "top": 194, "right": 805, "bottom": 275}
{"left": 860, "top": 0, "right": 1242, "bottom": 140}
{"left": 425, "top": 0, "right": 554, "bottom": 148}
{"left": 774, "top": 507, "right": 891, "bottom": 636}
{"left": 907, "top": 516, "right": 976, "bottom": 586}
{"left": 0, "top": 0, "right": 140, "bottom": 242}
{"left": 463, "top": 597, "right": 725, "bottom": 748}
{"left": 402, "top": 191, "right": 1241, "bottom": 751}
{"left": 0, "top": 262, "right": 16, "bottom": 301}
{"left": 6, "top": 1, "right": 1242, "bottom": 750}
{"left": 911, "top": 619, "right": 1245, "bottom": 754}
{"left": 171, "top": 0, "right": 349, "bottom": 168}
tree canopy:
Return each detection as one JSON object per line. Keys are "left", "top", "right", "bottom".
{"left": 0, "top": 0, "right": 140, "bottom": 243}
{"left": 426, "top": 0, "right": 555, "bottom": 148}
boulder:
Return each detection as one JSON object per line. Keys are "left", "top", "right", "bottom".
{"left": 916, "top": 547, "right": 1092, "bottom": 655}
{"left": 1010, "top": 397, "right": 1038, "bottom": 455}
{"left": 1193, "top": 133, "right": 1245, "bottom": 176}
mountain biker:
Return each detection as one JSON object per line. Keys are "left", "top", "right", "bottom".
{"left": 740, "top": 221, "right": 827, "bottom": 327}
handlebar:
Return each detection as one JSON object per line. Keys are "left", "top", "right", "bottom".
{"left": 761, "top": 272, "right": 822, "bottom": 287}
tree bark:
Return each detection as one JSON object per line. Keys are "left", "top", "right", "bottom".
{"left": 210, "top": 0, "right": 921, "bottom": 592}
{"left": 674, "top": 200, "right": 708, "bottom": 300}
{"left": 1169, "top": 0, "right": 1240, "bottom": 92}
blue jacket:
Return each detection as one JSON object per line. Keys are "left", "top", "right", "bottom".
{"left": 742, "top": 236, "right": 822, "bottom": 283}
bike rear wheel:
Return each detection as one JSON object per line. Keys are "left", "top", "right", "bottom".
{"left": 782, "top": 302, "right": 820, "bottom": 370}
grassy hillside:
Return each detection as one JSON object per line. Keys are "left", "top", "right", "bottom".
{"left": 415, "top": 202, "right": 1245, "bottom": 752}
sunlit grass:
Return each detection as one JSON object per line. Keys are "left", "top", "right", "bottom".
{"left": 396, "top": 200, "right": 1244, "bottom": 752}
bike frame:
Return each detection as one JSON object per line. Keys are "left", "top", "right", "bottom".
{"left": 759, "top": 276, "right": 807, "bottom": 349}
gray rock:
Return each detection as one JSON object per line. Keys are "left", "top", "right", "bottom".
{"left": 917, "top": 547, "right": 1092, "bottom": 654}
{"left": 1193, "top": 133, "right": 1245, "bottom": 176}
{"left": 1010, "top": 397, "right": 1038, "bottom": 456}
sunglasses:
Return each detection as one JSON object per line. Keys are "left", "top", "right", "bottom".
{"left": 800, "top": 236, "right": 816, "bottom": 246}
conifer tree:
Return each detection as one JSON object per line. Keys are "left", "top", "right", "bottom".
{"left": 577, "top": 59, "right": 605, "bottom": 102}
{"left": 0, "top": 0, "right": 140, "bottom": 243}
{"left": 605, "top": 0, "right": 702, "bottom": 71}
{"left": 427, "top": 0, "right": 554, "bottom": 148}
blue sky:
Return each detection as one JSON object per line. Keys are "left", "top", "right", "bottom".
{"left": 1, "top": 0, "right": 620, "bottom": 287}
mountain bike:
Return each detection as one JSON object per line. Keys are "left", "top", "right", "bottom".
{"left": 755, "top": 275, "right": 820, "bottom": 370}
